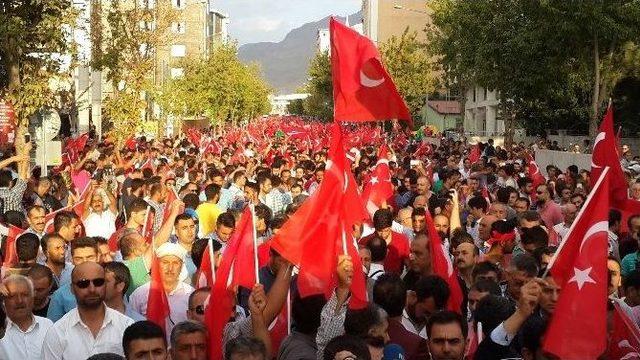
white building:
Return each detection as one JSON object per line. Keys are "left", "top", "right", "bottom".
{"left": 463, "top": 85, "right": 503, "bottom": 136}
{"left": 317, "top": 16, "right": 363, "bottom": 53}
{"left": 269, "top": 94, "right": 310, "bottom": 115}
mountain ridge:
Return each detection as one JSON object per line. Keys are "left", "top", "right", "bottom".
{"left": 238, "top": 12, "right": 361, "bottom": 94}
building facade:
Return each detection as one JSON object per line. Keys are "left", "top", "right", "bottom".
{"left": 72, "top": 0, "right": 229, "bottom": 136}
{"left": 362, "top": 0, "right": 430, "bottom": 44}
{"left": 463, "top": 85, "right": 503, "bottom": 136}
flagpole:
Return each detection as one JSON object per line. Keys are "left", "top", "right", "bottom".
{"left": 208, "top": 238, "right": 217, "bottom": 283}
{"left": 286, "top": 289, "right": 291, "bottom": 335}
{"left": 542, "top": 166, "right": 610, "bottom": 278}
{"left": 341, "top": 223, "right": 348, "bottom": 255}
{"left": 250, "top": 204, "right": 260, "bottom": 283}
{"left": 142, "top": 205, "right": 152, "bottom": 248}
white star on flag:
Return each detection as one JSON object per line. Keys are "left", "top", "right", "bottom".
{"left": 370, "top": 177, "right": 379, "bottom": 185}
{"left": 569, "top": 267, "right": 596, "bottom": 290}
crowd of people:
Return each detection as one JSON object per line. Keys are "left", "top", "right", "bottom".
{"left": 0, "top": 117, "right": 637, "bottom": 360}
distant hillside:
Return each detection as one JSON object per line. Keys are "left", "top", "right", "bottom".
{"left": 238, "top": 12, "right": 361, "bottom": 94}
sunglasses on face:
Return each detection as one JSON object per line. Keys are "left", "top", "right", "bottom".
{"left": 536, "top": 191, "right": 544, "bottom": 195}
{"left": 192, "top": 305, "right": 205, "bottom": 315}
{"left": 74, "top": 278, "right": 105, "bottom": 289}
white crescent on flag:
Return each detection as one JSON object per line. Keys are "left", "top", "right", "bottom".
{"left": 579, "top": 221, "right": 608, "bottom": 253}
{"left": 360, "top": 69, "right": 384, "bottom": 87}
{"left": 591, "top": 131, "right": 606, "bottom": 169}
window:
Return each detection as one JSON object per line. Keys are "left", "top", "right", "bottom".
{"left": 170, "top": 44, "right": 186, "bottom": 57}
{"left": 170, "top": 68, "right": 184, "bottom": 78}
{"left": 472, "top": 87, "right": 476, "bottom": 102}
{"left": 172, "top": 0, "right": 184, "bottom": 9}
{"left": 484, "top": 87, "right": 488, "bottom": 101}
{"left": 172, "top": 22, "right": 186, "bottom": 34}
{"left": 139, "top": 0, "right": 155, "bottom": 8}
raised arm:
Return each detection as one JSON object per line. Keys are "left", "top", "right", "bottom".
{"left": 263, "top": 263, "right": 293, "bottom": 325}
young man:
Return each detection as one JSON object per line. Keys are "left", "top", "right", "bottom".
{"left": 426, "top": 311, "right": 467, "bottom": 360}
{"left": 41, "top": 233, "right": 73, "bottom": 287}
{"left": 359, "top": 209, "right": 410, "bottom": 275}
{"left": 373, "top": 274, "right": 429, "bottom": 360}
{"left": 27, "top": 264, "right": 55, "bottom": 317}
{"left": 46, "top": 236, "right": 101, "bottom": 322}
{"left": 123, "top": 321, "right": 168, "bottom": 360}
{"left": 196, "top": 184, "right": 222, "bottom": 237}
{"left": 103, "top": 261, "right": 145, "bottom": 321}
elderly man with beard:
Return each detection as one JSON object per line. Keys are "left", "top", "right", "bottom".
{"left": 129, "top": 242, "right": 195, "bottom": 339}
{"left": 0, "top": 275, "right": 53, "bottom": 359}
{"left": 42, "top": 262, "right": 134, "bottom": 359}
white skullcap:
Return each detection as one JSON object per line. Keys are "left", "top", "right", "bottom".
{"left": 155, "top": 242, "right": 187, "bottom": 262}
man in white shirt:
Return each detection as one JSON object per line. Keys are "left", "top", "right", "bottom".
{"left": 0, "top": 274, "right": 53, "bottom": 360}
{"left": 552, "top": 203, "right": 578, "bottom": 242}
{"left": 129, "top": 243, "right": 195, "bottom": 339}
{"left": 42, "top": 261, "right": 134, "bottom": 359}
{"left": 82, "top": 182, "right": 117, "bottom": 239}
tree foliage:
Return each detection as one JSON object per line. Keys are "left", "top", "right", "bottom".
{"left": 0, "top": 0, "right": 77, "bottom": 152}
{"left": 158, "top": 44, "right": 271, "bottom": 125}
{"left": 91, "top": 0, "right": 176, "bottom": 143}
{"left": 300, "top": 51, "right": 333, "bottom": 122}
{"left": 429, "top": 0, "right": 640, "bottom": 141}
{"left": 380, "top": 29, "right": 438, "bottom": 121}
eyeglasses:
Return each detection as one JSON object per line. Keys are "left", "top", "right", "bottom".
{"left": 192, "top": 305, "right": 205, "bottom": 315}
{"left": 74, "top": 278, "right": 105, "bottom": 289}
{"left": 536, "top": 191, "right": 544, "bottom": 195}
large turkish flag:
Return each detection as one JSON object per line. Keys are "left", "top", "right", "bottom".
{"left": 330, "top": 17, "right": 411, "bottom": 125}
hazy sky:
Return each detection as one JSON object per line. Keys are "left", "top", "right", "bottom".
{"left": 215, "top": 0, "right": 362, "bottom": 45}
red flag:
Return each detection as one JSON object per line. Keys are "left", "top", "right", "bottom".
{"left": 142, "top": 206, "right": 154, "bottom": 243}
{"left": 268, "top": 300, "right": 290, "bottom": 354}
{"left": 592, "top": 105, "right": 640, "bottom": 214}
{"left": 361, "top": 144, "right": 394, "bottom": 216}
{"left": 163, "top": 188, "right": 178, "bottom": 224}
{"left": 525, "top": 153, "right": 546, "bottom": 191}
{"left": 195, "top": 241, "right": 215, "bottom": 289}
{"left": 609, "top": 301, "right": 640, "bottom": 360}
{"left": 543, "top": 167, "right": 610, "bottom": 360}
{"left": 271, "top": 124, "right": 368, "bottom": 309}
{"left": 147, "top": 255, "right": 170, "bottom": 333}
{"left": 205, "top": 207, "right": 257, "bottom": 360}
{"left": 424, "top": 210, "right": 463, "bottom": 314}
{"left": 330, "top": 17, "right": 411, "bottom": 124}
{"left": 1, "top": 225, "right": 24, "bottom": 267}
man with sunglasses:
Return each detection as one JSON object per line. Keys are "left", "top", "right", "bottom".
{"left": 186, "top": 287, "right": 209, "bottom": 323}
{"left": 42, "top": 261, "right": 134, "bottom": 359}
{"left": 47, "top": 236, "right": 102, "bottom": 322}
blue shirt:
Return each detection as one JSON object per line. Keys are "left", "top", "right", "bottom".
{"left": 47, "top": 283, "right": 76, "bottom": 322}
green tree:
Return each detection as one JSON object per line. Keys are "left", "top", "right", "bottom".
{"left": 91, "top": 0, "right": 176, "bottom": 143}
{"left": 302, "top": 51, "right": 333, "bottom": 122}
{"left": 380, "top": 29, "right": 438, "bottom": 121}
{"left": 158, "top": 44, "right": 271, "bottom": 125}
{"left": 286, "top": 98, "right": 305, "bottom": 116}
{"left": 0, "top": 0, "right": 77, "bottom": 154}
{"left": 429, "top": 0, "right": 640, "bottom": 141}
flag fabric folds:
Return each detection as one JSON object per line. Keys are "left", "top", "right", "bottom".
{"left": 330, "top": 17, "right": 411, "bottom": 124}
{"left": 609, "top": 301, "right": 640, "bottom": 360}
{"left": 205, "top": 207, "right": 258, "bottom": 359}
{"left": 146, "top": 255, "right": 170, "bottom": 333}
{"left": 543, "top": 167, "right": 610, "bottom": 360}
{"left": 271, "top": 124, "right": 369, "bottom": 309}
{"left": 361, "top": 143, "right": 394, "bottom": 216}
{"left": 424, "top": 210, "right": 463, "bottom": 314}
